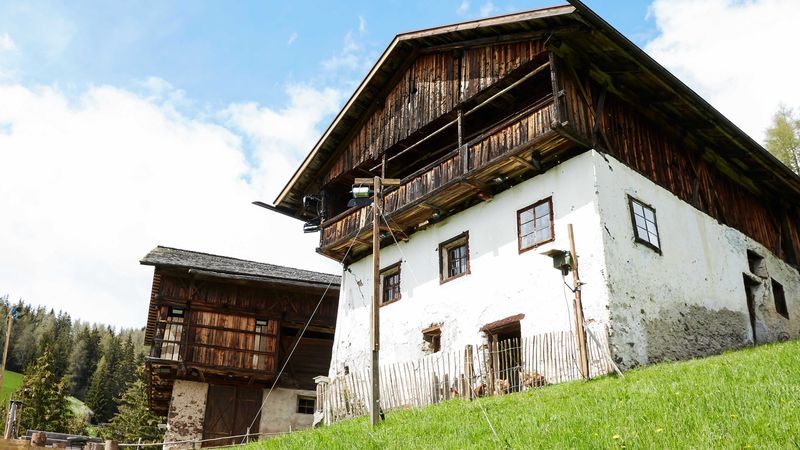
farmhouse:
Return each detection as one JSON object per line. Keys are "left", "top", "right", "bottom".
{"left": 271, "top": 0, "right": 800, "bottom": 385}
{"left": 140, "top": 246, "right": 339, "bottom": 448}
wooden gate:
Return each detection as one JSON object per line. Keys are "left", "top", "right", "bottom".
{"left": 202, "top": 385, "right": 262, "bottom": 447}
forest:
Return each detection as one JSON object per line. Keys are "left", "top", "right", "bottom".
{"left": 0, "top": 295, "right": 162, "bottom": 442}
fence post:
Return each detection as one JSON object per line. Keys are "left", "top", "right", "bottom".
{"left": 464, "top": 345, "right": 474, "bottom": 400}
{"left": 431, "top": 373, "right": 439, "bottom": 404}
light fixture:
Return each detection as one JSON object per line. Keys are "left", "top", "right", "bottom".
{"left": 492, "top": 175, "right": 508, "bottom": 185}
{"left": 352, "top": 186, "right": 371, "bottom": 198}
{"left": 541, "top": 248, "right": 572, "bottom": 276}
{"left": 347, "top": 185, "right": 374, "bottom": 208}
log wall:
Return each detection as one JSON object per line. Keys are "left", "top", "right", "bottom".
{"left": 322, "top": 40, "right": 547, "bottom": 184}
{"left": 561, "top": 71, "right": 800, "bottom": 265}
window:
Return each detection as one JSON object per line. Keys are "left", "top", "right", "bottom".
{"left": 439, "top": 232, "right": 469, "bottom": 283}
{"left": 297, "top": 396, "right": 315, "bottom": 414}
{"left": 517, "top": 197, "right": 554, "bottom": 252}
{"left": 747, "top": 250, "right": 767, "bottom": 278}
{"left": 772, "top": 279, "right": 789, "bottom": 319}
{"left": 422, "top": 325, "right": 442, "bottom": 354}
{"left": 629, "top": 196, "right": 660, "bottom": 252}
{"left": 252, "top": 318, "right": 277, "bottom": 370}
{"left": 380, "top": 263, "right": 401, "bottom": 305}
{"left": 157, "top": 306, "right": 185, "bottom": 361}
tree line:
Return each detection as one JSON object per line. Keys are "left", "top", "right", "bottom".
{"left": 0, "top": 295, "right": 161, "bottom": 442}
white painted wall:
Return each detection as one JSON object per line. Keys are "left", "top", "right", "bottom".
{"left": 164, "top": 380, "right": 208, "bottom": 450}
{"left": 327, "top": 149, "right": 800, "bottom": 374}
{"left": 258, "top": 387, "right": 317, "bottom": 434}
{"left": 328, "top": 151, "right": 611, "bottom": 376}
{"left": 594, "top": 153, "right": 800, "bottom": 367}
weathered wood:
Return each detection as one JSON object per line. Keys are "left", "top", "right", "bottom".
{"left": 29, "top": 433, "right": 45, "bottom": 448}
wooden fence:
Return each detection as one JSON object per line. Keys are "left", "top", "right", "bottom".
{"left": 318, "top": 326, "right": 616, "bottom": 424}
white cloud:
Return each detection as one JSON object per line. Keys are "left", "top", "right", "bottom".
{"left": 287, "top": 32, "right": 298, "bottom": 46}
{"left": 0, "top": 81, "right": 343, "bottom": 329}
{"left": 479, "top": 1, "right": 497, "bottom": 17}
{"left": 645, "top": 0, "right": 800, "bottom": 143}
{"left": 457, "top": 1, "right": 470, "bottom": 15}
{"left": 0, "top": 33, "right": 16, "bottom": 52}
{"left": 358, "top": 16, "right": 366, "bottom": 34}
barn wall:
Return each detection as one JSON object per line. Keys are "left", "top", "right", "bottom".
{"left": 328, "top": 151, "right": 610, "bottom": 374}
{"left": 595, "top": 153, "right": 800, "bottom": 368}
{"left": 164, "top": 380, "right": 208, "bottom": 450}
{"left": 321, "top": 40, "right": 547, "bottom": 184}
{"left": 257, "top": 388, "right": 317, "bottom": 434}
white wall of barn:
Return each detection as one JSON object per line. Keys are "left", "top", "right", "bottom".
{"left": 327, "top": 151, "right": 612, "bottom": 377}
{"left": 594, "top": 152, "right": 800, "bottom": 368}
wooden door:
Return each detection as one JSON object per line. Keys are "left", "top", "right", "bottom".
{"left": 202, "top": 385, "right": 263, "bottom": 447}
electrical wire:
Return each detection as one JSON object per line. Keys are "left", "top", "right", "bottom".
{"left": 240, "top": 230, "right": 363, "bottom": 443}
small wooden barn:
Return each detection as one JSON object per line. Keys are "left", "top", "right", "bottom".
{"left": 140, "top": 246, "right": 339, "bottom": 448}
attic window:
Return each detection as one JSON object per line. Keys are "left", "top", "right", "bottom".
{"left": 439, "top": 232, "right": 470, "bottom": 283}
{"left": 772, "top": 279, "right": 789, "bottom": 319}
{"left": 629, "top": 196, "right": 661, "bottom": 252}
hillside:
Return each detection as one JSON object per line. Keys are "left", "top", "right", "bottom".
{"left": 251, "top": 340, "right": 800, "bottom": 449}
{"left": 0, "top": 370, "right": 23, "bottom": 403}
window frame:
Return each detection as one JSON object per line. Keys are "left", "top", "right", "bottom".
{"left": 517, "top": 197, "right": 555, "bottom": 253}
{"left": 438, "top": 231, "right": 470, "bottom": 284}
{"left": 422, "top": 324, "right": 442, "bottom": 354}
{"left": 296, "top": 395, "right": 315, "bottom": 415}
{"left": 628, "top": 195, "right": 662, "bottom": 254}
{"left": 380, "top": 262, "right": 402, "bottom": 306}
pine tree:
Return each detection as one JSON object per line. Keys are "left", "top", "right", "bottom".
{"left": 67, "top": 326, "right": 102, "bottom": 400}
{"left": 101, "top": 366, "right": 163, "bottom": 443}
{"left": 85, "top": 356, "right": 113, "bottom": 423}
{"left": 18, "top": 350, "right": 73, "bottom": 433}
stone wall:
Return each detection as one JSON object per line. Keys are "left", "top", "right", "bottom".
{"left": 258, "top": 387, "right": 317, "bottom": 434}
{"left": 164, "top": 380, "right": 208, "bottom": 450}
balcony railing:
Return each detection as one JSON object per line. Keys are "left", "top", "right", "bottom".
{"left": 321, "top": 99, "right": 558, "bottom": 255}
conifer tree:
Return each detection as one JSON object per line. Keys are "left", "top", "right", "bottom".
{"left": 85, "top": 356, "right": 113, "bottom": 422}
{"left": 101, "top": 366, "right": 163, "bottom": 443}
{"left": 18, "top": 350, "right": 73, "bottom": 433}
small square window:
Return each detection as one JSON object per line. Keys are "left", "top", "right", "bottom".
{"left": 381, "top": 263, "right": 401, "bottom": 305}
{"left": 628, "top": 196, "right": 661, "bottom": 252}
{"left": 517, "top": 197, "right": 554, "bottom": 253}
{"left": 772, "top": 279, "right": 789, "bottom": 319}
{"left": 297, "top": 396, "right": 315, "bottom": 414}
{"left": 422, "top": 325, "right": 442, "bottom": 354}
{"left": 439, "top": 232, "right": 470, "bottom": 283}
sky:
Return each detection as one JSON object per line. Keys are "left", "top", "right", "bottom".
{"left": 1, "top": 0, "right": 798, "bottom": 329}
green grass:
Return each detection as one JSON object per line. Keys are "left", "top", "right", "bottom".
{"left": 250, "top": 341, "right": 800, "bottom": 449}
{"left": 0, "top": 370, "right": 23, "bottom": 403}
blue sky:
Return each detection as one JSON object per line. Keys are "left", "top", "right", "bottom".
{"left": 0, "top": 1, "right": 654, "bottom": 110}
{"left": 1, "top": 0, "right": 797, "bottom": 328}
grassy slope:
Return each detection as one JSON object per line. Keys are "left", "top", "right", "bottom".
{"left": 253, "top": 341, "right": 800, "bottom": 449}
{"left": 0, "top": 370, "right": 23, "bottom": 403}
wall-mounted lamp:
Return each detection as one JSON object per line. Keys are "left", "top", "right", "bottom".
{"left": 347, "top": 185, "right": 374, "bottom": 208}
{"left": 541, "top": 249, "right": 572, "bottom": 277}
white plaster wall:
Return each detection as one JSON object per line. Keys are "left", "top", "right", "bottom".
{"left": 257, "top": 387, "right": 316, "bottom": 434}
{"left": 328, "top": 151, "right": 611, "bottom": 375}
{"left": 164, "top": 380, "right": 208, "bottom": 450}
{"left": 594, "top": 153, "right": 800, "bottom": 367}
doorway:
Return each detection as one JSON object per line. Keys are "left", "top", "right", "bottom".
{"left": 202, "top": 385, "right": 263, "bottom": 447}
{"left": 483, "top": 317, "right": 522, "bottom": 393}
{"left": 742, "top": 274, "right": 759, "bottom": 345}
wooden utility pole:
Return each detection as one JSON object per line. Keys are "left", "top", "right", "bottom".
{"left": 568, "top": 224, "right": 590, "bottom": 380}
{"left": 354, "top": 176, "right": 400, "bottom": 427}
{"left": 0, "top": 311, "right": 13, "bottom": 392}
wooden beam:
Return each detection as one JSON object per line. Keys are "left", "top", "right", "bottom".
{"left": 510, "top": 155, "right": 538, "bottom": 171}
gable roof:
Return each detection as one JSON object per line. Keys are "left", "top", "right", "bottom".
{"left": 140, "top": 246, "right": 340, "bottom": 287}
{"left": 273, "top": 0, "right": 800, "bottom": 216}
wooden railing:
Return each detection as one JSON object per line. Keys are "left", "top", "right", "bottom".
{"left": 316, "top": 325, "right": 616, "bottom": 424}
{"left": 321, "top": 99, "right": 555, "bottom": 249}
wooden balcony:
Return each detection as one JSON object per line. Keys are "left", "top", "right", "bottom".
{"left": 319, "top": 98, "right": 573, "bottom": 261}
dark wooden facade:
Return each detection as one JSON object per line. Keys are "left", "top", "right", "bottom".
{"left": 141, "top": 247, "right": 340, "bottom": 416}
{"left": 274, "top": 1, "right": 800, "bottom": 267}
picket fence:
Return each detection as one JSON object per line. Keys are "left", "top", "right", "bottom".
{"left": 317, "top": 326, "right": 616, "bottom": 424}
